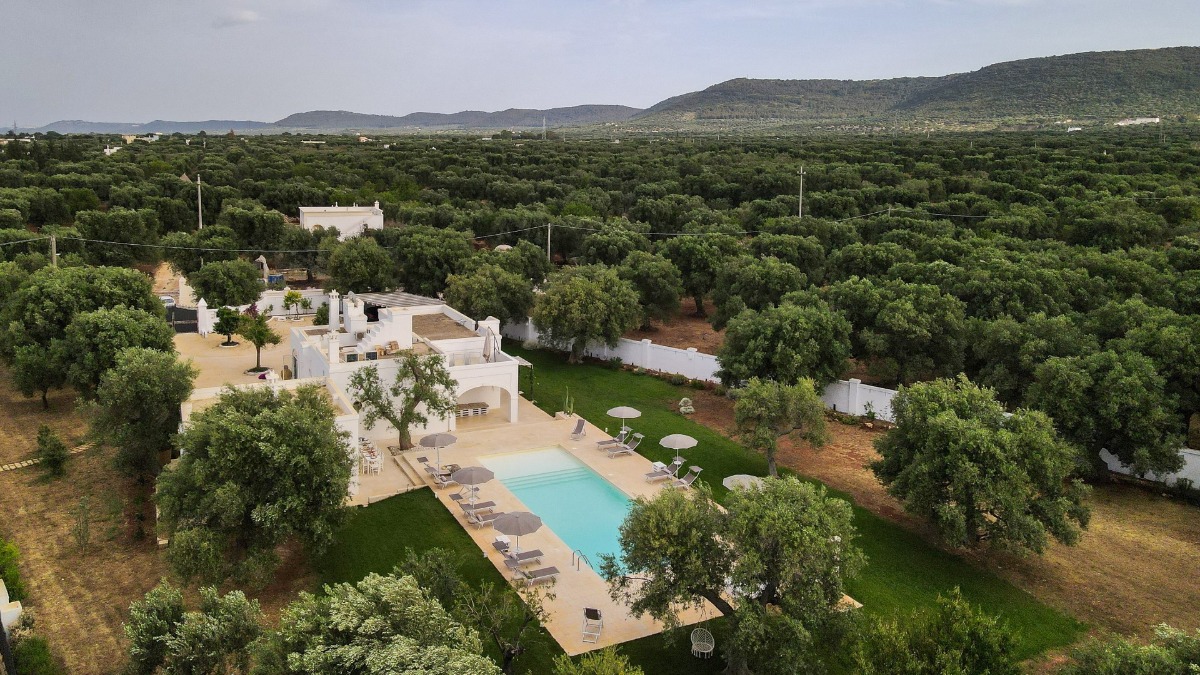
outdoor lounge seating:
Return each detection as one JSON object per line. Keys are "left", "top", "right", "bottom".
{"left": 569, "top": 418, "right": 586, "bottom": 440}
{"left": 607, "top": 433, "right": 644, "bottom": 458}
{"left": 595, "top": 428, "right": 630, "bottom": 449}
{"left": 673, "top": 466, "right": 703, "bottom": 489}
{"left": 458, "top": 500, "right": 496, "bottom": 516}
{"left": 582, "top": 608, "right": 603, "bottom": 643}
{"left": 466, "top": 510, "right": 504, "bottom": 528}
{"left": 502, "top": 551, "right": 546, "bottom": 568}
{"left": 645, "top": 457, "right": 685, "bottom": 482}
{"left": 513, "top": 565, "right": 560, "bottom": 586}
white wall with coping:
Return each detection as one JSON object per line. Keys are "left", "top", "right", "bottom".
{"left": 0, "top": 579, "right": 22, "bottom": 631}
{"left": 298, "top": 203, "right": 384, "bottom": 240}
{"left": 1101, "top": 447, "right": 1200, "bottom": 487}
{"left": 503, "top": 318, "right": 898, "bottom": 421}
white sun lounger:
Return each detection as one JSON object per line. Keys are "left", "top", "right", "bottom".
{"left": 645, "top": 458, "right": 685, "bottom": 482}
{"left": 673, "top": 467, "right": 703, "bottom": 489}
{"left": 607, "top": 433, "right": 644, "bottom": 458}
{"left": 513, "top": 565, "right": 560, "bottom": 585}
{"left": 595, "top": 428, "right": 630, "bottom": 449}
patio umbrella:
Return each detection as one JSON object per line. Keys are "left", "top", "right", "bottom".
{"left": 659, "top": 433, "right": 698, "bottom": 451}
{"left": 419, "top": 433, "right": 458, "bottom": 470}
{"left": 450, "top": 466, "right": 495, "bottom": 505}
{"left": 493, "top": 511, "right": 542, "bottom": 552}
{"left": 606, "top": 406, "right": 642, "bottom": 434}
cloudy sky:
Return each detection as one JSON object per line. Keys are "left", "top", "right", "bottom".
{"left": 3, "top": 0, "right": 1197, "bottom": 125}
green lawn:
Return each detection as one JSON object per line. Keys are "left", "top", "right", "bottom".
{"left": 510, "top": 346, "right": 1086, "bottom": 659}
{"left": 316, "top": 346, "right": 1084, "bottom": 672}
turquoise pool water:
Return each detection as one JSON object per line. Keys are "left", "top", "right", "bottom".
{"left": 480, "top": 447, "right": 631, "bottom": 564}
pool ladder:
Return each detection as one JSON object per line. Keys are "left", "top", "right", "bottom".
{"left": 572, "top": 549, "right": 593, "bottom": 571}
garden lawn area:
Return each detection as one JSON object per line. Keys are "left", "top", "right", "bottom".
{"left": 510, "top": 346, "right": 1086, "bottom": 660}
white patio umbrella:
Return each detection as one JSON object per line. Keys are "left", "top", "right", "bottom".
{"left": 493, "top": 512, "right": 543, "bottom": 553}
{"left": 606, "top": 406, "right": 642, "bottom": 434}
{"left": 450, "top": 466, "right": 495, "bottom": 505}
{"left": 419, "top": 432, "right": 458, "bottom": 470}
{"left": 659, "top": 433, "right": 698, "bottom": 451}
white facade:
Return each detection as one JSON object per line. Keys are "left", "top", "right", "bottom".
{"left": 298, "top": 202, "right": 384, "bottom": 240}
{"left": 290, "top": 292, "right": 521, "bottom": 443}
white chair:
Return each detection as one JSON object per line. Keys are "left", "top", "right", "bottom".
{"left": 582, "top": 608, "right": 603, "bottom": 643}
{"left": 690, "top": 627, "right": 715, "bottom": 658}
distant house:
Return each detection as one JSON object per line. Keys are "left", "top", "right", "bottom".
{"left": 298, "top": 202, "right": 384, "bottom": 240}
{"left": 1115, "top": 117, "right": 1161, "bottom": 126}
{"left": 1067, "top": 127, "right": 1083, "bottom": 133}
{"left": 103, "top": 145, "right": 121, "bottom": 156}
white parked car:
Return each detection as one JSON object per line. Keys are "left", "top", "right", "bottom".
{"left": 159, "top": 295, "right": 177, "bottom": 309}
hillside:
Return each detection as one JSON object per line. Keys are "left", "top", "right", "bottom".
{"left": 273, "top": 105, "right": 642, "bottom": 130}
{"left": 26, "top": 119, "right": 273, "bottom": 134}
{"left": 636, "top": 47, "right": 1200, "bottom": 125}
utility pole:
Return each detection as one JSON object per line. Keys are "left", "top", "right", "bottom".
{"left": 197, "top": 172, "right": 203, "bottom": 229}
{"left": 797, "top": 166, "right": 806, "bottom": 219}
{"left": 546, "top": 223, "right": 552, "bottom": 262}
{"left": 50, "top": 234, "right": 57, "bottom": 267}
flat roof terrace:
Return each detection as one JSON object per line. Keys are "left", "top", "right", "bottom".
{"left": 411, "top": 313, "right": 478, "bottom": 340}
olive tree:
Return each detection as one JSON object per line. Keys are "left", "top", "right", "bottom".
{"left": 734, "top": 377, "right": 829, "bottom": 478}
{"left": 602, "top": 478, "right": 863, "bottom": 674}
{"left": 531, "top": 265, "right": 640, "bottom": 363}
{"left": 156, "top": 385, "right": 352, "bottom": 584}
{"left": 347, "top": 356, "right": 457, "bottom": 450}
{"left": 60, "top": 306, "right": 175, "bottom": 398}
{"left": 874, "top": 375, "right": 1090, "bottom": 554}
{"left": 94, "top": 348, "right": 196, "bottom": 478}
{"left": 124, "top": 581, "right": 262, "bottom": 675}
{"left": 187, "top": 259, "right": 264, "bottom": 307}
{"left": 444, "top": 264, "right": 535, "bottom": 326}
{"left": 617, "top": 250, "right": 683, "bottom": 330}
{"left": 717, "top": 301, "right": 851, "bottom": 388}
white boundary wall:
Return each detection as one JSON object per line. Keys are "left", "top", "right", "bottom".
{"left": 196, "top": 288, "right": 328, "bottom": 336}
{"left": 1100, "top": 447, "right": 1200, "bottom": 487}
{"left": 503, "top": 318, "right": 898, "bottom": 421}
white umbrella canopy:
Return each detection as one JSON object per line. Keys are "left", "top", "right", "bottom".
{"left": 451, "top": 466, "right": 495, "bottom": 505}
{"left": 659, "top": 434, "right": 698, "bottom": 451}
{"left": 419, "top": 433, "right": 458, "bottom": 469}
{"left": 607, "top": 406, "right": 642, "bottom": 432}
{"left": 493, "top": 511, "right": 543, "bottom": 551}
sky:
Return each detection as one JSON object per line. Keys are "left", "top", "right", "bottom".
{"left": 3, "top": 0, "right": 1198, "bottom": 126}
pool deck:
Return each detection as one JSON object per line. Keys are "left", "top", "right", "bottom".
{"left": 384, "top": 403, "right": 716, "bottom": 655}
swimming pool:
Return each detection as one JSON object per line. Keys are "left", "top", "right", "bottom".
{"left": 480, "top": 447, "right": 631, "bottom": 564}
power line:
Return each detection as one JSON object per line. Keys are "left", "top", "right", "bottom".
{"left": 0, "top": 235, "right": 51, "bottom": 248}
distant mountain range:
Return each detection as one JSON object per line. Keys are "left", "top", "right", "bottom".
{"left": 637, "top": 47, "right": 1200, "bottom": 126}
{"left": 20, "top": 47, "right": 1200, "bottom": 134}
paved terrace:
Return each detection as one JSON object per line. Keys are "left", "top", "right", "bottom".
{"left": 376, "top": 403, "right": 715, "bottom": 655}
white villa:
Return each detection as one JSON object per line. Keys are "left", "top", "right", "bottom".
{"left": 290, "top": 290, "right": 521, "bottom": 431}
{"left": 298, "top": 202, "right": 384, "bottom": 240}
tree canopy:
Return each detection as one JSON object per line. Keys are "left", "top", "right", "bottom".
{"left": 444, "top": 264, "right": 535, "bottom": 326}
{"left": 326, "top": 235, "right": 396, "bottom": 294}
{"left": 602, "top": 478, "right": 863, "bottom": 674}
{"left": 156, "top": 385, "right": 352, "bottom": 584}
{"left": 60, "top": 305, "right": 175, "bottom": 398}
{"left": 717, "top": 300, "right": 851, "bottom": 387}
{"left": 532, "top": 265, "right": 641, "bottom": 363}
{"left": 347, "top": 356, "right": 458, "bottom": 450}
{"left": 734, "top": 377, "right": 829, "bottom": 477}
{"left": 874, "top": 375, "right": 1090, "bottom": 554}
{"left": 187, "top": 259, "right": 264, "bottom": 307}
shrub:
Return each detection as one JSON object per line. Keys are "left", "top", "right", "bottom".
{"left": 313, "top": 301, "right": 329, "bottom": 325}
{"left": 689, "top": 378, "right": 708, "bottom": 390}
{"left": 35, "top": 425, "right": 68, "bottom": 478}
{"left": 667, "top": 373, "right": 688, "bottom": 386}
{"left": 603, "top": 357, "right": 623, "bottom": 371}
{"left": 13, "top": 635, "right": 66, "bottom": 675}
{"left": 0, "top": 538, "right": 24, "bottom": 601}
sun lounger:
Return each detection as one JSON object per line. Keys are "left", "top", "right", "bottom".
{"left": 607, "top": 433, "right": 644, "bottom": 458}
{"left": 672, "top": 467, "right": 703, "bottom": 489}
{"left": 502, "top": 550, "right": 545, "bottom": 567}
{"left": 570, "top": 418, "right": 586, "bottom": 440}
{"left": 645, "top": 458, "right": 685, "bottom": 482}
{"left": 513, "top": 565, "right": 560, "bottom": 585}
{"left": 458, "top": 500, "right": 496, "bottom": 515}
{"left": 466, "top": 510, "right": 504, "bottom": 528}
{"left": 595, "top": 428, "right": 630, "bottom": 449}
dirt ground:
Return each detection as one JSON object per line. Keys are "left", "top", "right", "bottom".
{"left": 0, "top": 367, "right": 314, "bottom": 674}
{"left": 683, "top": 386, "right": 1200, "bottom": 640}
{"left": 625, "top": 299, "right": 725, "bottom": 353}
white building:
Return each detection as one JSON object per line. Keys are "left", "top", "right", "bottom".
{"left": 298, "top": 202, "right": 384, "bottom": 240}
{"left": 290, "top": 290, "right": 521, "bottom": 436}
{"left": 1115, "top": 117, "right": 1161, "bottom": 126}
